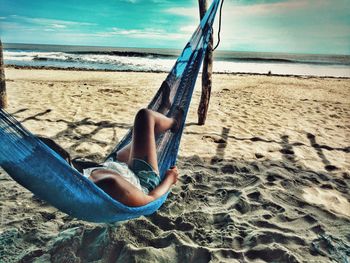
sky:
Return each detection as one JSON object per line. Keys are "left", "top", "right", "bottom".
{"left": 0, "top": 0, "right": 349, "bottom": 55}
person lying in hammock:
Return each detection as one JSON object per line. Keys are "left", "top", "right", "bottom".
{"left": 39, "top": 83, "right": 184, "bottom": 207}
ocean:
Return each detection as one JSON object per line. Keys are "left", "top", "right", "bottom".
{"left": 3, "top": 43, "right": 350, "bottom": 77}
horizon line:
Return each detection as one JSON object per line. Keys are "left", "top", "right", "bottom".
{"left": 3, "top": 42, "right": 350, "bottom": 57}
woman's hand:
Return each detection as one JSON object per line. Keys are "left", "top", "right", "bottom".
{"left": 165, "top": 166, "right": 179, "bottom": 185}
{"left": 148, "top": 166, "right": 179, "bottom": 201}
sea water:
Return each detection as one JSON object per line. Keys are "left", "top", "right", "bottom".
{"left": 3, "top": 43, "right": 350, "bottom": 77}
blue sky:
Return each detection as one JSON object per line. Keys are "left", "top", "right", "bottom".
{"left": 0, "top": 0, "right": 349, "bottom": 54}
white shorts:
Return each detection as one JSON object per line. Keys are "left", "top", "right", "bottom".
{"left": 82, "top": 161, "right": 148, "bottom": 194}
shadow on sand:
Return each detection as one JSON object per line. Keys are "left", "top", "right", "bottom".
{"left": 2, "top": 109, "right": 349, "bottom": 263}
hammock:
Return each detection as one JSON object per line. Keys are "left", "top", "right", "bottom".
{"left": 0, "top": 0, "right": 221, "bottom": 223}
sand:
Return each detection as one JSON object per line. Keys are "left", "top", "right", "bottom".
{"left": 0, "top": 67, "right": 349, "bottom": 262}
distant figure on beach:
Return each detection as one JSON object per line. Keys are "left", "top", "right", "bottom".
{"left": 40, "top": 82, "right": 183, "bottom": 207}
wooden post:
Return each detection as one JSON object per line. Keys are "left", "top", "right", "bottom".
{"left": 0, "top": 39, "right": 7, "bottom": 109}
{"left": 197, "top": 0, "right": 213, "bottom": 125}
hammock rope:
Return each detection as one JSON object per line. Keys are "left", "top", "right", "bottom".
{"left": 213, "top": 0, "right": 224, "bottom": 51}
{"left": 0, "top": 0, "right": 222, "bottom": 223}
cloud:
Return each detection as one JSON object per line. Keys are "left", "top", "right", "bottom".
{"left": 179, "top": 25, "right": 196, "bottom": 33}
{"left": 2, "top": 0, "right": 348, "bottom": 54}
{"left": 165, "top": 0, "right": 309, "bottom": 18}
{"left": 120, "top": 0, "right": 137, "bottom": 3}
{"left": 215, "top": 0, "right": 350, "bottom": 53}
{"left": 165, "top": 7, "right": 197, "bottom": 17}
{"left": 229, "top": 0, "right": 309, "bottom": 15}
{"left": 9, "top": 15, "right": 95, "bottom": 27}
{"left": 0, "top": 21, "right": 31, "bottom": 31}
{"left": 150, "top": 0, "right": 169, "bottom": 3}
{"left": 3, "top": 15, "right": 96, "bottom": 34}
{"left": 51, "top": 24, "right": 66, "bottom": 29}
{"left": 119, "top": 0, "right": 168, "bottom": 3}
{"left": 96, "top": 27, "right": 187, "bottom": 40}
{"left": 1, "top": 15, "right": 94, "bottom": 35}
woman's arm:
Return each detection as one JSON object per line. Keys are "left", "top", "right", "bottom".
{"left": 125, "top": 167, "right": 178, "bottom": 206}
{"left": 91, "top": 167, "right": 179, "bottom": 207}
{"left": 148, "top": 167, "right": 178, "bottom": 199}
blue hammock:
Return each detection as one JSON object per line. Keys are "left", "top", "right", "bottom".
{"left": 0, "top": 0, "right": 221, "bottom": 223}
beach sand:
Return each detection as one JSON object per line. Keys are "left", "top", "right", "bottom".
{"left": 0, "top": 67, "right": 349, "bottom": 262}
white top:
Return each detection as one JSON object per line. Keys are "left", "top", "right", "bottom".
{"left": 82, "top": 161, "right": 147, "bottom": 194}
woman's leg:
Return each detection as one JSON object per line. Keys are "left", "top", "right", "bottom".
{"left": 116, "top": 108, "right": 183, "bottom": 171}
{"left": 115, "top": 143, "right": 131, "bottom": 163}
{"left": 128, "top": 109, "right": 176, "bottom": 173}
{"left": 115, "top": 111, "right": 172, "bottom": 164}
{"left": 116, "top": 84, "right": 172, "bottom": 163}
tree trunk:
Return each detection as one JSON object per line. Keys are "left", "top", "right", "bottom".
{"left": 197, "top": 0, "right": 213, "bottom": 125}
{"left": 0, "top": 39, "right": 7, "bottom": 109}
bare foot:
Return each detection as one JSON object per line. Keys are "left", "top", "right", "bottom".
{"left": 158, "top": 81, "right": 171, "bottom": 114}
{"left": 171, "top": 107, "right": 185, "bottom": 133}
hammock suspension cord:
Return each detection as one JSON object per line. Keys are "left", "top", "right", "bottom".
{"left": 213, "top": 0, "right": 224, "bottom": 51}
